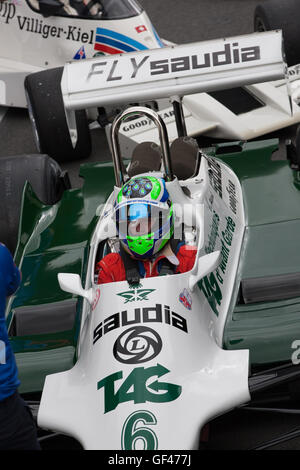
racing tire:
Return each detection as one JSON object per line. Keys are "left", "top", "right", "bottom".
{"left": 24, "top": 67, "right": 91, "bottom": 163}
{"left": 0, "top": 154, "right": 70, "bottom": 254}
{"left": 254, "top": 0, "right": 300, "bottom": 66}
{"left": 291, "top": 124, "right": 300, "bottom": 168}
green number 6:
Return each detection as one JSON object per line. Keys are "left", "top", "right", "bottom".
{"left": 121, "top": 410, "right": 158, "bottom": 450}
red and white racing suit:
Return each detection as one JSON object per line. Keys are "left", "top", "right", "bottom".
{"left": 96, "top": 244, "right": 197, "bottom": 284}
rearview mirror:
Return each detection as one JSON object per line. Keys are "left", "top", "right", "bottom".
{"left": 58, "top": 273, "right": 93, "bottom": 304}
{"left": 189, "top": 251, "right": 221, "bottom": 291}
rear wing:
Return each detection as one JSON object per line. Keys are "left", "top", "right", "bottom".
{"left": 61, "top": 30, "right": 286, "bottom": 140}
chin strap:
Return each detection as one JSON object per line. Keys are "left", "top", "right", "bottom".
{"left": 119, "top": 238, "right": 182, "bottom": 284}
{"left": 119, "top": 244, "right": 141, "bottom": 287}
{"left": 158, "top": 259, "right": 176, "bottom": 276}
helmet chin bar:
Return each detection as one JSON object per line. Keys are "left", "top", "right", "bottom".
{"left": 110, "top": 106, "right": 174, "bottom": 187}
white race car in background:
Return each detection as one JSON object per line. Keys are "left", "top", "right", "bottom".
{"left": 0, "top": 0, "right": 170, "bottom": 160}
{"left": 2, "top": 0, "right": 300, "bottom": 162}
{"left": 0, "top": 0, "right": 164, "bottom": 108}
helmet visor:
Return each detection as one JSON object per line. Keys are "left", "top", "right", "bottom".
{"left": 116, "top": 201, "right": 172, "bottom": 239}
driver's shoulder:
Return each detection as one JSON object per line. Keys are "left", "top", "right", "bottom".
{"left": 99, "top": 252, "right": 122, "bottom": 268}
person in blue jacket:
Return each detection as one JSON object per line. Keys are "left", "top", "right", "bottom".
{"left": 0, "top": 243, "right": 40, "bottom": 450}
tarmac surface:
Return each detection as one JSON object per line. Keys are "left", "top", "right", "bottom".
{"left": 2, "top": 0, "right": 300, "bottom": 451}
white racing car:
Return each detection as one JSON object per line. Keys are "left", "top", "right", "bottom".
{"left": 0, "top": 0, "right": 167, "bottom": 159}
{"left": 2, "top": 0, "right": 300, "bottom": 162}
{"left": 0, "top": 0, "right": 164, "bottom": 108}
{"left": 4, "top": 29, "right": 300, "bottom": 450}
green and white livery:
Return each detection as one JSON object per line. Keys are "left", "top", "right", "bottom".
{"left": 3, "top": 31, "right": 300, "bottom": 450}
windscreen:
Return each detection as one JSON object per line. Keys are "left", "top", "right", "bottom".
{"left": 101, "top": 0, "right": 143, "bottom": 19}
{"left": 116, "top": 200, "right": 171, "bottom": 240}
{"left": 25, "top": 0, "right": 143, "bottom": 19}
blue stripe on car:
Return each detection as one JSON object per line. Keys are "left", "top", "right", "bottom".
{"left": 152, "top": 26, "right": 164, "bottom": 48}
{"left": 96, "top": 27, "right": 148, "bottom": 51}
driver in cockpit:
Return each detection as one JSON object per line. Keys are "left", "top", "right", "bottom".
{"left": 70, "top": 0, "right": 102, "bottom": 17}
{"left": 96, "top": 176, "right": 197, "bottom": 285}
{"left": 27, "top": 0, "right": 102, "bottom": 17}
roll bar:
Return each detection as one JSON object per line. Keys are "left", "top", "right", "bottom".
{"left": 110, "top": 106, "right": 174, "bottom": 187}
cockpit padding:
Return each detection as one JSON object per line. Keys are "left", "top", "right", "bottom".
{"left": 127, "top": 142, "right": 162, "bottom": 177}
{"left": 170, "top": 137, "right": 201, "bottom": 180}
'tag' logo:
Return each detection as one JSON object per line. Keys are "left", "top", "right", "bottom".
{"left": 97, "top": 363, "right": 181, "bottom": 413}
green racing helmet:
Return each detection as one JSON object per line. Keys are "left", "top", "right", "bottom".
{"left": 115, "top": 176, "right": 174, "bottom": 259}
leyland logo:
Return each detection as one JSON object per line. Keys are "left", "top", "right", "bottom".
{"left": 97, "top": 363, "right": 181, "bottom": 413}
{"left": 113, "top": 326, "right": 162, "bottom": 364}
{"left": 117, "top": 288, "right": 155, "bottom": 303}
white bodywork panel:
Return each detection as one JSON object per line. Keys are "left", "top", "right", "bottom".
{"left": 118, "top": 79, "right": 300, "bottom": 157}
{"left": 60, "top": 30, "right": 300, "bottom": 149}
{"left": 0, "top": 57, "right": 42, "bottom": 108}
{"left": 38, "top": 158, "right": 250, "bottom": 450}
{"left": 61, "top": 31, "right": 285, "bottom": 110}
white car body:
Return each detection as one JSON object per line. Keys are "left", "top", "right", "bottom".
{"left": 38, "top": 148, "right": 250, "bottom": 450}
{"left": 61, "top": 30, "right": 298, "bottom": 148}
{"left": 37, "top": 31, "right": 286, "bottom": 449}
{"left": 119, "top": 76, "right": 300, "bottom": 152}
